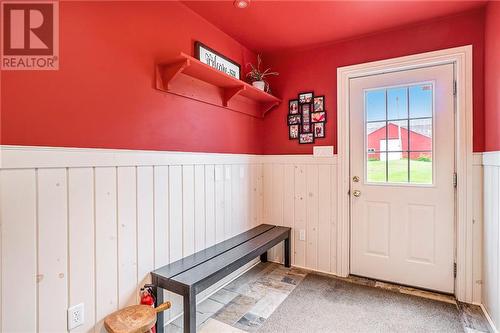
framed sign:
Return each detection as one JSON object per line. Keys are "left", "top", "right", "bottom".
{"left": 195, "top": 41, "right": 241, "bottom": 79}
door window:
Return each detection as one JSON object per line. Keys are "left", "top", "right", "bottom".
{"left": 365, "top": 83, "right": 433, "bottom": 184}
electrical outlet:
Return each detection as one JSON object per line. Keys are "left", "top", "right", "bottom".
{"left": 68, "top": 303, "right": 84, "bottom": 330}
{"left": 299, "top": 229, "right": 306, "bottom": 241}
{"left": 313, "top": 146, "right": 334, "bottom": 157}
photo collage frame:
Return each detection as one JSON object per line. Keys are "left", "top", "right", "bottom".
{"left": 287, "top": 92, "right": 326, "bottom": 144}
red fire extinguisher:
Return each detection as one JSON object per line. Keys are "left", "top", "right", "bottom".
{"left": 140, "top": 286, "right": 156, "bottom": 333}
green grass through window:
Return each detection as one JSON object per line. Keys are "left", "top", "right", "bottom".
{"left": 367, "top": 159, "right": 432, "bottom": 184}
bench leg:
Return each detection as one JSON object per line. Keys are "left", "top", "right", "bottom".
{"left": 260, "top": 251, "right": 268, "bottom": 263}
{"left": 284, "top": 235, "right": 291, "bottom": 268}
{"left": 183, "top": 288, "right": 196, "bottom": 333}
{"left": 155, "top": 286, "right": 164, "bottom": 333}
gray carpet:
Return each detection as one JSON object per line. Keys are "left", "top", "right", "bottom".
{"left": 258, "top": 274, "right": 464, "bottom": 333}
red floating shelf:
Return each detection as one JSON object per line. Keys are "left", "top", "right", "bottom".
{"left": 155, "top": 53, "right": 281, "bottom": 117}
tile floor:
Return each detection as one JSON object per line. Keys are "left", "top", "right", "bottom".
{"left": 164, "top": 262, "right": 491, "bottom": 333}
{"left": 165, "top": 263, "right": 306, "bottom": 332}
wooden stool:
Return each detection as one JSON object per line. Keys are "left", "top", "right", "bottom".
{"left": 104, "top": 302, "right": 171, "bottom": 333}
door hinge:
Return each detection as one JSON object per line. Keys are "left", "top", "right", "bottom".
{"left": 453, "top": 172, "right": 457, "bottom": 188}
{"left": 454, "top": 262, "right": 457, "bottom": 278}
{"left": 453, "top": 80, "right": 457, "bottom": 96}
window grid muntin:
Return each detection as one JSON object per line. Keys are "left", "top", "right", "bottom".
{"left": 364, "top": 82, "right": 434, "bottom": 185}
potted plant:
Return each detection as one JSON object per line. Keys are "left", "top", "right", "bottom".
{"left": 246, "top": 55, "right": 279, "bottom": 92}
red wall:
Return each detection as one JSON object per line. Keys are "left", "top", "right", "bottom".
{"left": 1, "top": 4, "right": 489, "bottom": 155}
{"left": 262, "top": 9, "right": 485, "bottom": 154}
{"left": 484, "top": 2, "right": 500, "bottom": 152}
{"left": 1, "top": 2, "right": 263, "bottom": 154}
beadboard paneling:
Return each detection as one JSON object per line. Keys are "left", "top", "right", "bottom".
{"left": 0, "top": 147, "right": 264, "bottom": 332}
{"left": 1, "top": 169, "right": 37, "bottom": 332}
{"left": 472, "top": 154, "right": 484, "bottom": 305}
{"left": 482, "top": 151, "right": 500, "bottom": 332}
{"left": 0, "top": 146, "right": 487, "bottom": 332}
{"left": 262, "top": 156, "right": 339, "bottom": 275}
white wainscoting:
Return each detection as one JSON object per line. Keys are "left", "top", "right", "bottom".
{"left": 473, "top": 153, "right": 484, "bottom": 305}
{"left": 260, "top": 155, "right": 338, "bottom": 275}
{"left": 482, "top": 151, "right": 500, "bottom": 332}
{"left": 0, "top": 146, "right": 487, "bottom": 333}
{"left": 262, "top": 153, "right": 485, "bottom": 299}
{"left": 0, "top": 146, "right": 264, "bottom": 333}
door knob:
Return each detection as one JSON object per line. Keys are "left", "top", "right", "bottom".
{"left": 352, "top": 190, "right": 361, "bottom": 197}
{"left": 352, "top": 176, "right": 360, "bottom": 182}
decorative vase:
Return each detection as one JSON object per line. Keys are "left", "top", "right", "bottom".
{"left": 252, "top": 80, "right": 266, "bottom": 91}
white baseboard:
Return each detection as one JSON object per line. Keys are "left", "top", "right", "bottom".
{"left": 266, "top": 259, "right": 342, "bottom": 278}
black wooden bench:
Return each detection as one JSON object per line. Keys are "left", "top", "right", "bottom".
{"left": 151, "top": 224, "right": 291, "bottom": 333}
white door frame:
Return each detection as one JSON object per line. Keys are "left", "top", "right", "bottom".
{"left": 336, "top": 46, "right": 473, "bottom": 302}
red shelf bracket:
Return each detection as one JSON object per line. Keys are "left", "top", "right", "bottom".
{"left": 222, "top": 85, "right": 246, "bottom": 107}
{"left": 155, "top": 53, "right": 281, "bottom": 117}
{"left": 262, "top": 101, "right": 280, "bottom": 116}
{"left": 156, "top": 59, "right": 190, "bottom": 91}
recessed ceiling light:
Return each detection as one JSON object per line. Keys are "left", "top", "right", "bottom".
{"left": 234, "top": 0, "right": 249, "bottom": 9}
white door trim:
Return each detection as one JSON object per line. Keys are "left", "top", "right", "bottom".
{"left": 336, "top": 46, "right": 474, "bottom": 302}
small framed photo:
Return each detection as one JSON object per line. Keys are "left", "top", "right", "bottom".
{"left": 313, "top": 96, "right": 325, "bottom": 111}
{"left": 298, "top": 92, "right": 313, "bottom": 104}
{"left": 289, "top": 124, "right": 299, "bottom": 140}
{"left": 299, "top": 133, "right": 314, "bottom": 144}
{"left": 311, "top": 111, "right": 326, "bottom": 123}
{"left": 301, "top": 103, "right": 312, "bottom": 133}
{"left": 301, "top": 103, "right": 311, "bottom": 113}
{"left": 313, "top": 122, "right": 325, "bottom": 138}
{"left": 288, "top": 114, "right": 302, "bottom": 125}
{"left": 289, "top": 100, "right": 299, "bottom": 114}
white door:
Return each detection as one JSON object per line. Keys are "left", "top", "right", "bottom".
{"left": 349, "top": 64, "right": 455, "bottom": 293}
